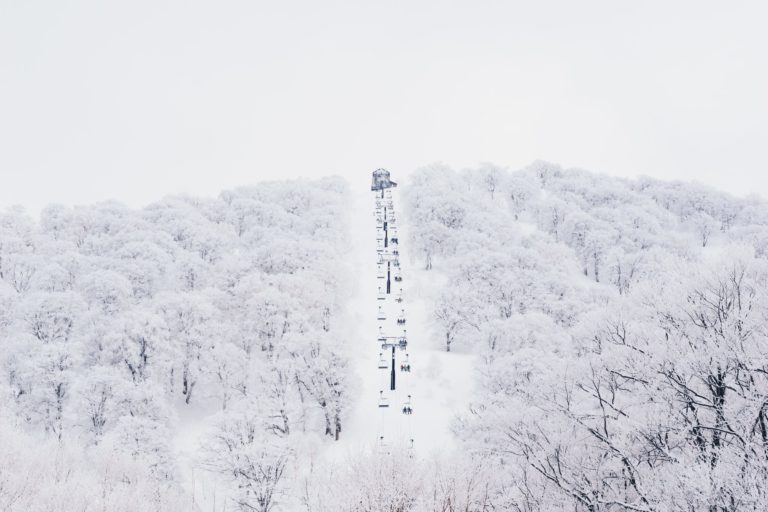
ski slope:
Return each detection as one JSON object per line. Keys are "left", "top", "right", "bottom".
{"left": 338, "top": 176, "right": 475, "bottom": 458}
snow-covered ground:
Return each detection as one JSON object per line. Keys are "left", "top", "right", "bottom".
{"left": 337, "top": 183, "right": 475, "bottom": 459}
{"left": 173, "top": 399, "right": 229, "bottom": 511}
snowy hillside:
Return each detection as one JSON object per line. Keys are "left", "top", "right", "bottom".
{"left": 2, "top": 164, "right": 768, "bottom": 511}
{"left": 403, "top": 162, "right": 768, "bottom": 511}
{"left": 0, "top": 178, "right": 353, "bottom": 511}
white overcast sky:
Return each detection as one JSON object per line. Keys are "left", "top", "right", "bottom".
{"left": 1, "top": 1, "right": 766, "bottom": 214}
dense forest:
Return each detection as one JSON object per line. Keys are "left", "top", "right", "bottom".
{"left": 0, "top": 178, "right": 352, "bottom": 511}
{"left": 2, "top": 165, "right": 768, "bottom": 511}
{"left": 404, "top": 162, "right": 768, "bottom": 511}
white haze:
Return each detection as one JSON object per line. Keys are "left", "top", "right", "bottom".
{"left": 2, "top": 0, "right": 767, "bottom": 214}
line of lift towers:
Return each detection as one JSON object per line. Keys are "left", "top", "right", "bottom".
{"left": 371, "top": 169, "right": 413, "bottom": 454}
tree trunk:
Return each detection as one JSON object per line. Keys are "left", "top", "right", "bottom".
{"left": 323, "top": 405, "right": 332, "bottom": 437}
{"left": 185, "top": 380, "right": 195, "bottom": 404}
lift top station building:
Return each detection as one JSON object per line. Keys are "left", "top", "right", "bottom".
{"left": 371, "top": 168, "right": 397, "bottom": 191}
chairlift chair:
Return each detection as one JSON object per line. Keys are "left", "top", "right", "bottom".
{"left": 397, "top": 310, "right": 406, "bottom": 325}
{"left": 378, "top": 353, "right": 388, "bottom": 370}
{"left": 377, "top": 306, "right": 386, "bottom": 321}
{"left": 402, "top": 395, "right": 413, "bottom": 415}
{"left": 378, "top": 436, "right": 391, "bottom": 456}
{"left": 377, "top": 287, "right": 386, "bottom": 300}
{"left": 397, "top": 329, "right": 408, "bottom": 347}
{"left": 400, "top": 353, "right": 411, "bottom": 372}
{"left": 378, "top": 391, "right": 389, "bottom": 408}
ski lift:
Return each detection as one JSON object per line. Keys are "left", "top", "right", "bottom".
{"left": 378, "top": 435, "right": 390, "bottom": 455}
{"left": 396, "top": 330, "right": 408, "bottom": 349}
{"left": 402, "top": 395, "right": 413, "bottom": 415}
{"left": 395, "top": 288, "right": 404, "bottom": 303}
{"left": 378, "top": 390, "right": 389, "bottom": 408}
{"left": 400, "top": 353, "right": 411, "bottom": 372}
{"left": 377, "top": 266, "right": 385, "bottom": 279}
{"left": 377, "top": 306, "right": 386, "bottom": 321}
{"left": 377, "top": 287, "right": 386, "bottom": 300}
{"left": 394, "top": 272, "right": 402, "bottom": 283}
{"left": 378, "top": 353, "right": 388, "bottom": 370}
{"left": 397, "top": 310, "right": 406, "bottom": 325}
{"left": 377, "top": 326, "right": 386, "bottom": 343}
